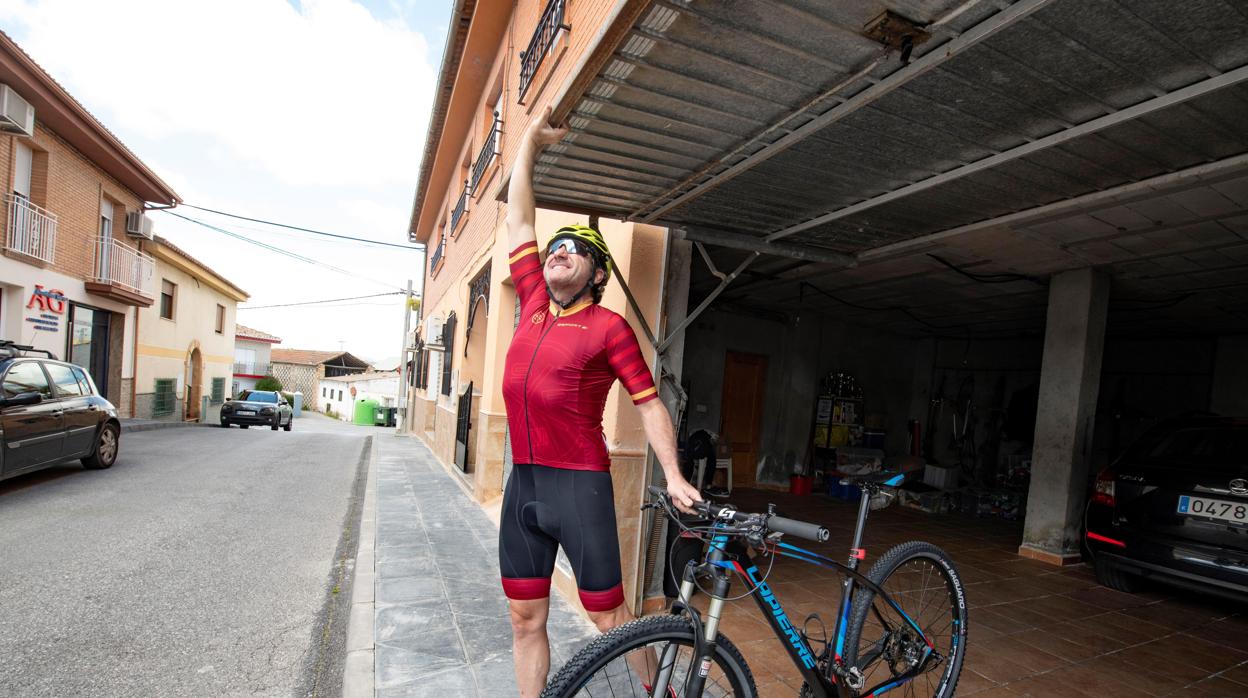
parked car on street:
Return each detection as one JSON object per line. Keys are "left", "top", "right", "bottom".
{"left": 0, "top": 342, "right": 121, "bottom": 482}
{"left": 1086, "top": 416, "right": 1248, "bottom": 600}
{"left": 220, "top": 390, "right": 293, "bottom": 431}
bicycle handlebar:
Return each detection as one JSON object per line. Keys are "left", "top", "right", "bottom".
{"left": 646, "top": 486, "right": 830, "bottom": 543}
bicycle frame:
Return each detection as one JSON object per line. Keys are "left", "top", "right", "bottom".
{"left": 666, "top": 485, "right": 939, "bottom": 698}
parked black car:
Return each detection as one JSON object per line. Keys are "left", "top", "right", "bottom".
{"left": 0, "top": 342, "right": 121, "bottom": 482}
{"left": 1086, "top": 416, "right": 1248, "bottom": 600}
{"left": 220, "top": 390, "right": 293, "bottom": 431}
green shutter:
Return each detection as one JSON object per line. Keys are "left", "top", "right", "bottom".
{"left": 153, "top": 379, "right": 175, "bottom": 417}
{"left": 211, "top": 377, "right": 225, "bottom": 404}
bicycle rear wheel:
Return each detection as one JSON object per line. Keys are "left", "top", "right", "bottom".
{"left": 541, "top": 614, "right": 756, "bottom": 698}
{"left": 844, "top": 542, "right": 967, "bottom": 697}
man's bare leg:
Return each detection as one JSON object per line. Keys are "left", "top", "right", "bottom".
{"left": 586, "top": 605, "right": 663, "bottom": 691}
{"left": 510, "top": 597, "right": 552, "bottom": 698}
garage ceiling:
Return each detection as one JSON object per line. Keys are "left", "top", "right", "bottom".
{"left": 533, "top": 0, "right": 1248, "bottom": 336}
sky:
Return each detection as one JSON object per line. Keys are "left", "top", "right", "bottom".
{"left": 0, "top": 0, "right": 453, "bottom": 365}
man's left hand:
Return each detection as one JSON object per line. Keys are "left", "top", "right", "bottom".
{"left": 667, "top": 477, "right": 703, "bottom": 515}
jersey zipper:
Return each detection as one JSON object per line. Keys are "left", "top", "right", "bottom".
{"left": 522, "top": 307, "right": 561, "bottom": 463}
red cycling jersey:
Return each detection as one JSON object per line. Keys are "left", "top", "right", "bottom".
{"left": 502, "top": 240, "right": 658, "bottom": 471}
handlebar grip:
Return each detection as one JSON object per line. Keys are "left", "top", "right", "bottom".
{"left": 769, "top": 516, "right": 830, "bottom": 543}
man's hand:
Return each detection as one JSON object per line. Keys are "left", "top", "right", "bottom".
{"left": 527, "top": 105, "right": 568, "bottom": 147}
{"left": 666, "top": 476, "right": 703, "bottom": 515}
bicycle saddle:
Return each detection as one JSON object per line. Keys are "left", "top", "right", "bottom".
{"left": 839, "top": 471, "right": 908, "bottom": 488}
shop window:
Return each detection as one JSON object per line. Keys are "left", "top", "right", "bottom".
{"left": 215, "top": 304, "right": 225, "bottom": 334}
{"left": 211, "top": 377, "right": 225, "bottom": 404}
{"left": 160, "top": 280, "right": 176, "bottom": 320}
{"left": 153, "top": 379, "right": 176, "bottom": 416}
{"left": 67, "top": 304, "right": 110, "bottom": 398}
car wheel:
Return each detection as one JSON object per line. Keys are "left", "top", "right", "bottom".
{"left": 220, "top": 421, "right": 230, "bottom": 428}
{"left": 1094, "top": 557, "right": 1140, "bottom": 593}
{"left": 271, "top": 416, "right": 280, "bottom": 431}
{"left": 82, "top": 422, "right": 120, "bottom": 470}
{"left": 283, "top": 416, "right": 292, "bottom": 432}
{"left": 240, "top": 425, "right": 249, "bottom": 429}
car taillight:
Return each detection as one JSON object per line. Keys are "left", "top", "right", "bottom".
{"left": 1092, "top": 468, "right": 1115, "bottom": 507}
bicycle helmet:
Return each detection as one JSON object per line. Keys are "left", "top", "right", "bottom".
{"left": 546, "top": 224, "right": 614, "bottom": 308}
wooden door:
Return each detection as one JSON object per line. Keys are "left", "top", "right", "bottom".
{"left": 720, "top": 351, "right": 767, "bottom": 489}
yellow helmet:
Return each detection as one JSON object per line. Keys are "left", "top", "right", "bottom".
{"left": 549, "top": 224, "right": 613, "bottom": 284}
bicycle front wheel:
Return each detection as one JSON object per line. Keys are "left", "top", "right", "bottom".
{"left": 844, "top": 542, "right": 968, "bottom": 697}
{"left": 541, "top": 614, "right": 757, "bottom": 698}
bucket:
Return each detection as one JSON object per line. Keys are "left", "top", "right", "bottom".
{"left": 790, "top": 474, "right": 814, "bottom": 495}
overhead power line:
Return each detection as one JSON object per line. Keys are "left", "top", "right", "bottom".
{"left": 180, "top": 203, "right": 421, "bottom": 251}
{"left": 240, "top": 292, "right": 406, "bottom": 310}
{"left": 158, "top": 211, "right": 406, "bottom": 293}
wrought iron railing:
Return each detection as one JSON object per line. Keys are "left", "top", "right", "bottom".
{"left": 430, "top": 235, "right": 446, "bottom": 273}
{"left": 519, "top": 0, "right": 568, "bottom": 99}
{"left": 4, "top": 194, "right": 57, "bottom": 264}
{"left": 450, "top": 182, "right": 469, "bottom": 232}
{"left": 92, "top": 235, "right": 154, "bottom": 296}
{"left": 233, "top": 362, "right": 269, "bottom": 376}
{"left": 469, "top": 113, "right": 502, "bottom": 194}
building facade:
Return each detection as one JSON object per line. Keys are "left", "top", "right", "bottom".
{"left": 270, "top": 348, "right": 369, "bottom": 410}
{"left": 232, "top": 324, "right": 281, "bottom": 395}
{"left": 319, "top": 371, "right": 399, "bottom": 422}
{"left": 0, "top": 32, "right": 180, "bottom": 416}
{"left": 132, "top": 236, "right": 247, "bottom": 421}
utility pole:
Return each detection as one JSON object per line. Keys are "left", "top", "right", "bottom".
{"left": 396, "top": 279, "right": 413, "bottom": 433}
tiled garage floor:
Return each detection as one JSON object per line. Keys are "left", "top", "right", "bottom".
{"left": 687, "top": 488, "right": 1248, "bottom": 697}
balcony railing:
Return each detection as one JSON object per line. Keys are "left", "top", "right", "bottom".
{"left": 233, "top": 362, "right": 269, "bottom": 376}
{"left": 92, "top": 235, "right": 153, "bottom": 296}
{"left": 519, "top": 0, "right": 568, "bottom": 99}
{"left": 4, "top": 194, "right": 57, "bottom": 264}
{"left": 430, "top": 235, "right": 445, "bottom": 273}
{"left": 469, "top": 113, "right": 502, "bottom": 194}
{"left": 450, "top": 182, "right": 469, "bottom": 232}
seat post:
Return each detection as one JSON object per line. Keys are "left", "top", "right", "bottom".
{"left": 847, "top": 486, "right": 873, "bottom": 571}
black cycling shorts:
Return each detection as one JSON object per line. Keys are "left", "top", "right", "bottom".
{"left": 498, "top": 463, "right": 624, "bottom": 612}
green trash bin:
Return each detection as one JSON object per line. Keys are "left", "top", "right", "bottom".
{"left": 353, "top": 399, "right": 379, "bottom": 425}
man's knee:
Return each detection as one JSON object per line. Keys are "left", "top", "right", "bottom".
{"left": 585, "top": 604, "right": 632, "bottom": 633}
{"left": 508, "top": 597, "right": 550, "bottom": 639}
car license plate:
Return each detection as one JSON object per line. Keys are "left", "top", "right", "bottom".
{"left": 1178, "top": 495, "right": 1248, "bottom": 524}
{"left": 237, "top": 410, "right": 255, "bottom": 416}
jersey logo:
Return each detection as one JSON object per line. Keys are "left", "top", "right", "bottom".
{"left": 531, "top": 309, "right": 547, "bottom": 324}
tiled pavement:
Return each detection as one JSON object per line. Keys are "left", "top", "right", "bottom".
{"left": 703, "top": 489, "right": 1248, "bottom": 697}
{"left": 370, "top": 435, "right": 596, "bottom": 697}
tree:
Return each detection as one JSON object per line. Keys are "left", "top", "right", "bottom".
{"left": 255, "top": 376, "right": 283, "bottom": 392}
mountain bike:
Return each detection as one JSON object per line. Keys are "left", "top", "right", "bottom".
{"left": 541, "top": 473, "right": 967, "bottom": 697}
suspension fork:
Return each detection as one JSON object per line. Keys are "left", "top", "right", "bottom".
{"left": 655, "top": 534, "right": 731, "bottom": 697}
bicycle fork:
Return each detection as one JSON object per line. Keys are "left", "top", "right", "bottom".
{"left": 654, "top": 546, "right": 731, "bottom": 696}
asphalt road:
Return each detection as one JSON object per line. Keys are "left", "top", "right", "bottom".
{"left": 0, "top": 414, "right": 376, "bottom": 697}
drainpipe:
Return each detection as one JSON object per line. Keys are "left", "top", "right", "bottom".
{"left": 129, "top": 237, "right": 142, "bottom": 417}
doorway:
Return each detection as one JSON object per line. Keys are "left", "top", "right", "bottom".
{"left": 67, "top": 304, "right": 110, "bottom": 397}
{"left": 720, "top": 351, "right": 767, "bottom": 489}
{"left": 185, "top": 347, "right": 202, "bottom": 421}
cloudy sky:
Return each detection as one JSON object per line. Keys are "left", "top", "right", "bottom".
{"left": 0, "top": 0, "right": 451, "bottom": 364}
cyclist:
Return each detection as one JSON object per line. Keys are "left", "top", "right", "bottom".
{"left": 501, "top": 106, "right": 702, "bottom": 698}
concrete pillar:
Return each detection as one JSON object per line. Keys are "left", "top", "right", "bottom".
{"left": 1211, "top": 335, "right": 1248, "bottom": 417}
{"left": 1020, "top": 268, "right": 1110, "bottom": 565}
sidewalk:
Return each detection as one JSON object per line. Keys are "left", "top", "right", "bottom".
{"left": 347, "top": 433, "right": 597, "bottom": 697}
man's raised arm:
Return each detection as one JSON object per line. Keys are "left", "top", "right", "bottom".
{"left": 507, "top": 106, "right": 568, "bottom": 252}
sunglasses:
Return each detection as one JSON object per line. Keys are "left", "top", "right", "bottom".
{"left": 546, "top": 238, "right": 594, "bottom": 257}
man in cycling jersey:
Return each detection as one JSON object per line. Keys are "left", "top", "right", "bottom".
{"left": 501, "top": 106, "right": 702, "bottom": 697}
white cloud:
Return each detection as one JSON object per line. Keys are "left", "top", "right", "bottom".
{"left": 1, "top": 0, "right": 435, "bottom": 188}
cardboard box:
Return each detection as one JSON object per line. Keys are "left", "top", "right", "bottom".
{"left": 923, "top": 464, "right": 958, "bottom": 490}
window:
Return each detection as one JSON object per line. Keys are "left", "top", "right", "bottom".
{"left": 3, "top": 361, "right": 52, "bottom": 398}
{"left": 99, "top": 198, "right": 114, "bottom": 239}
{"left": 45, "top": 363, "right": 84, "bottom": 397}
{"left": 152, "top": 379, "right": 176, "bottom": 416}
{"left": 338, "top": 390, "right": 343, "bottom": 401}
{"left": 440, "top": 312, "right": 457, "bottom": 396}
{"left": 71, "top": 366, "right": 94, "bottom": 395}
{"left": 160, "top": 280, "right": 176, "bottom": 320}
{"left": 13, "top": 141, "right": 32, "bottom": 198}
{"left": 215, "top": 304, "right": 225, "bottom": 334}
{"left": 211, "top": 377, "right": 225, "bottom": 403}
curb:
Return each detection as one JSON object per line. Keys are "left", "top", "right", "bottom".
{"left": 342, "top": 431, "right": 379, "bottom": 697}
{"left": 119, "top": 421, "right": 216, "bottom": 434}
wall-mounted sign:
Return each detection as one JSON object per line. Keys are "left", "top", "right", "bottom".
{"left": 24, "top": 285, "right": 67, "bottom": 333}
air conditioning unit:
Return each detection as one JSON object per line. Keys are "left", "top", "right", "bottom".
{"left": 424, "top": 316, "right": 445, "bottom": 351}
{"left": 0, "top": 85, "right": 35, "bottom": 137}
{"left": 125, "top": 211, "right": 155, "bottom": 239}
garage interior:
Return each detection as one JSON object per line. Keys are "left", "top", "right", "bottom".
{"left": 529, "top": 0, "right": 1248, "bottom": 692}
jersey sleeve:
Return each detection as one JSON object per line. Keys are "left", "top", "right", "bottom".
{"left": 509, "top": 241, "right": 547, "bottom": 310}
{"left": 605, "top": 314, "right": 658, "bottom": 405}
